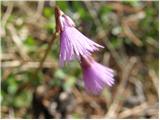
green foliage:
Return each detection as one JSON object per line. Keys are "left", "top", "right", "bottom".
{"left": 13, "top": 90, "right": 32, "bottom": 108}
{"left": 1, "top": 73, "right": 32, "bottom": 109}
{"left": 2, "top": 74, "right": 18, "bottom": 95}
{"left": 99, "top": 5, "right": 113, "bottom": 16}
{"left": 24, "top": 36, "right": 37, "bottom": 46}
{"left": 1, "top": 1, "right": 158, "bottom": 118}
{"left": 54, "top": 69, "right": 66, "bottom": 80}
{"left": 110, "top": 38, "right": 123, "bottom": 49}
{"left": 139, "top": 6, "right": 158, "bottom": 40}
{"left": 56, "top": 1, "right": 68, "bottom": 11}
{"left": 43, "top": 7, "right": 54, "bottom": 18}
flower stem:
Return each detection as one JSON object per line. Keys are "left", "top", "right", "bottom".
{"left": 35, "top": 32, "right": 58, "bottom": 74}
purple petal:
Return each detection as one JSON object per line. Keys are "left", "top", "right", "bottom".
{"left": 82, "top": 60, "right": 115, "bottom": 95}
{"left": 59, "top": 26, "right": 104, "bottom": 66}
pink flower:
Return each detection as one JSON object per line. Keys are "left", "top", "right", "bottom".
{"left": 55, "top": 7, "right": 104, "bottom": 66}
{"left": 80, "top": 56, "right": 115, "bottom": 95}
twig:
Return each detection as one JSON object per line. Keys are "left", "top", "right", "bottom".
{"left": 0, "top": 53, "right": 16, "bottom": 60}
{"left": 16, "top": 1, "right": 33, "bottom": 16}
{"left": 1, "top": 60, "right": 57, "bottom": 69}
{"left": 1, "top": 60, "right": 20, "bottom": 68}
{"left": 118, "top": 102, "right": 147, "bottom": 118}
{"left": 122, "top": 21, "right": 142, "bottom": 46}
{"left": 2, "top": 2, "right": 13, "bottom": 27}
{"left": 34, "top": 1, "right": 44, "bottom": 22}
{"left": 118, "top": 102, "right": 158, "bottom": 118}
{"left": 7, "top": 24, "right": 30, "bottom": 61}
{"left": 122, "top": 12, "right": 145, "bottom": 46}
{"left": 148, "top": 69, "right": 159, "bottom": 94}
{"left": 105, "top": 57, "right": 137, "bottom": 118}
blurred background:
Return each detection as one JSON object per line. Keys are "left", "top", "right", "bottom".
{"left": 1, "top": 1, "right": 159, "bottom": 119}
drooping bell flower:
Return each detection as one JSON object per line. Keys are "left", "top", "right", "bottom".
{"left": 80, "top": 56, "right": 115, "bottom": 95}
{"left": 55, "top": 7, "right": 104, "bottom": 66}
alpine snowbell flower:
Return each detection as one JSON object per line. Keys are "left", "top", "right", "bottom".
{"left": 55, "top": 7, "right": 104, "bottom": 66}
{"left": 80, "top": 56, "right": 115, "bottom": 95}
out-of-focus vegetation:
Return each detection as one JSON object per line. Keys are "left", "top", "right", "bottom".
{"left": 1, "top": 1, "right": 159, "bottom": 119}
